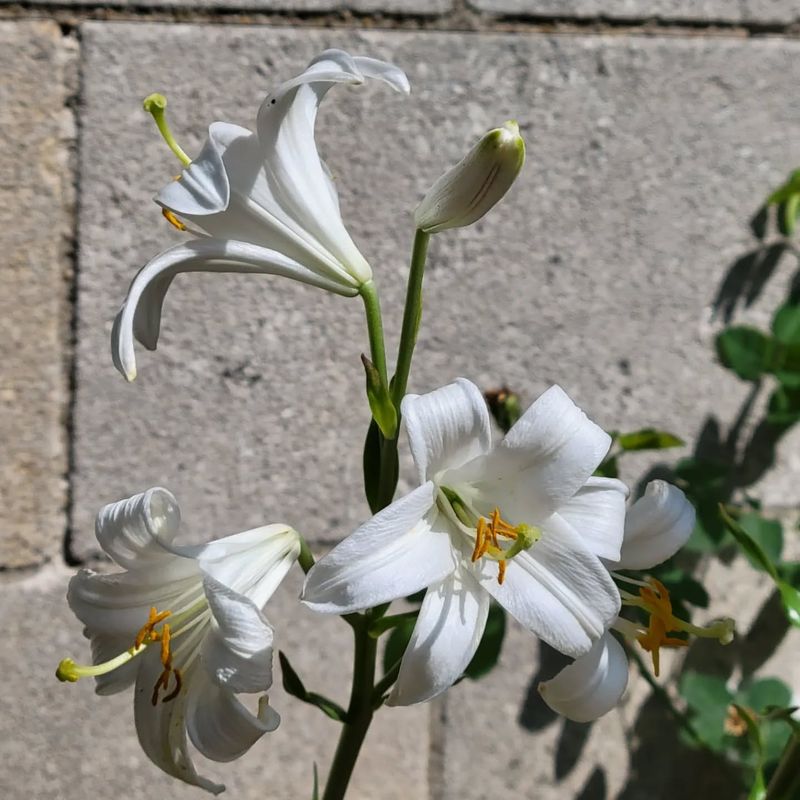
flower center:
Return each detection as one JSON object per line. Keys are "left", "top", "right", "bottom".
{"left": 439, "top": 487, "right": 540, "bottom": 584}
{"left": 615, "top": 576, "right": 734, "bottom": 676}
{"left": 57, "top": 602, "right": 206, "bottom": 705}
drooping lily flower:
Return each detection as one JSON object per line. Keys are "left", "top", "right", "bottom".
{"left": 302, "top": 378, "right": 628, "bottom": 705}
{"left": 57, "top": 487, "right": 301, "bottom": 794}
{"left": 112, "top": 49, "right": 410, "bottom": 381}
{"left": 539, "top": 481, "right": 734, "bottom": 722}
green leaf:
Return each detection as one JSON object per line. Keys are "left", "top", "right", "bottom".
{"left": 617, "top": 428, "right": 685, "bottom": 451}
{"left": 767, "top": 386, "right": 800, "bottom": 427}
{"left": 772, "top": 304, "right": 800, "bottom": 345}
{"left": 311, "top": 764, "right": 319, "bottom": 800}
{"left": 361, "top": 354, "right": 397, "bottom": 439}
{"left": 720, "top": 506, "right": 800, "bottom": 628}
{"left": 279, "top": 651, "right": 348, "bottom": 722}
{"left": 594, "top": 455, "right": 619, "bottom": 479}
{"left": 716, "top": 326, "right": 773, "bottom": 381}
{"left": 383, "top": 615, "right": 417, "bottom": 675}
{"left": 737, "top": 679, "right": 793, "bottom": 715}
{"left": 362, "top": 419, "right": 382, "bottom": 514}
{"left": 368, "top": 611, "right": 419, "bottom": 638}
{"left": 652, "top": 566, "right": 710, "bottom": 609}
{"left": 279, "top": 650, "right": 308, "bottom": 700}
{"left": 679, "top": 670, "right": 734, "bottom": 752}
{"left": 767, "top": 170, "right": 800, "bottom": 205}
{"left": 786, "top": 192, "right": 800, "bottom": 236}
{"left": 464, "top": 603, "right": 506, "bottom": 680}
{"left": 739, "top": 513, "right": 784, "bottom": 569}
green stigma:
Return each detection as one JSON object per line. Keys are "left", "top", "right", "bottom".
{"left": 143, "top": 92, "right": 192, "bottom": 167}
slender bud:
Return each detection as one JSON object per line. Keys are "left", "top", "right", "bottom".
{"left": 414, "top": 121, "right": 525, "bottom": 234}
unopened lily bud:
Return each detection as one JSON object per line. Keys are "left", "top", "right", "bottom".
{"left": 414, "top": 121, "right": 525, "bottom": 234}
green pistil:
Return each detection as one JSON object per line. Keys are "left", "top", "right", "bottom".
{"left": 143, "top": 93, "right": 191, "bottom": 167}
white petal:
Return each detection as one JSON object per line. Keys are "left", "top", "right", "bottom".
{"left": 200, "top": 574, "right": 274, "bottom": 693}
{"left": 111, "top": 238, "right": 357, "bottom": 381}
{"left": 134, "top": 655, "right": 224, "bottom": 795}
{"left": 195, "top": 525, "right": 300, "bottom": 610}
{"left": 302, "top": 483, "right": 455, "bottom": 614}
{"left": 186, "top": 672, "right": 280, "bottom": 763}
{"left": 402, "top": 378, "right": 492, "bottom": 483}
{"left": 471, "top": 385, "right": 611, "bottom": 522}
{"left": 388, "top": 566, "right": 489, "bottom": 706}
{"left": 557, "top": 477, "right": 629, "bottom": 561}
{"left": 88, "top": 632, "right": 141, "bottom": 695}
{"left": 479, "top": 516, "right": 620, "bottom": 657}
{"left": 156, "top": 124, "right": 234, "bottom": 215}
{"left": 255, "top": 51, "right": 370, "bottom": 284}
{"left": 538, "top": 633, "right": 629, "bottom": 722}
{"left": 352, "top": 56, "right": 411, "bottom": 93}
{"left": 94, "top": 487, "right": 184, "bottom": 569}
{"left": 68, "top": 567, "right": 202, "bottom": 637}
{"left": 615, "top": 480, "right": 696, "bottom": 570}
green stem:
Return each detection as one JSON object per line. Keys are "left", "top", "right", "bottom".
{"left": 359, "top": 280, "right": 389, "bottom": 391}
{"left": 391, "top": 229, "right": 430, "bottom": 407}
{"left": 766, "top": 734, "right": 800, "bottom": 800}
{"left": 322, "top": 616, "right": 378, "bottom": 800}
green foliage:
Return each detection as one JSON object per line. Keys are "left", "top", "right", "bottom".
{"left": 382, "top": 616, "right": 417, "bottom": 676}
{"left": 738, "top": 513, "right": 784, "bottom": 569}
{"left": 674, "top": 457, "right": 730, "bottom": 551}
{"left": 617, "top": 428, "right": 685, "bottom": 451}
{"left": 278, "top": 651, "right": 348, "bottom": 722}
{"left": 679, "top": 671, "right": 734, "bottom": 751}
{"left": 361, "top": 354, "right": 397, "bottom": 439}
{"left": 716, "top": 326, "right": 773, "bottom": 381}
{"left": 464, "top": 603, "right": 506, "bottom": 680}
{"left": 720, "top": 507, "right": 800, "bottom": 628}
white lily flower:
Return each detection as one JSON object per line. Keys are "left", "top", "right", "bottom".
{"left": 57, "top": 487, "right": 301, "bottom": 794}
{"left": 113, "top": 49, "right": 410, "bottom": 381}
{"left": 539, "top": 481, "right": 731, "bottom": 723}
{"left": 302, "top": 378, "right": 628, "bottom": 706}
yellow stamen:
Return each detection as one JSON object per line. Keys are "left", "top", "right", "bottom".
{"left": 472, "top": 507, "right": 540, "bottom": 584}
{"left": 134, "top": 606, "right": 171, "bottom": 648}
{"left": 622, "top": 579, "right": 734, "bottom": 676}
{"left": 57, "top": 605, "right": 183, "bottom": 706}
{"left": 162, "top": 208, "right": 187, "bottom": 231}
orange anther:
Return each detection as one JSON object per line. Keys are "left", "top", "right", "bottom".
{"left": 162, "top": 208, "right": 187, "bottom": 231}
{"left": 498, "top": 560, "right": 507, "bottom": 585}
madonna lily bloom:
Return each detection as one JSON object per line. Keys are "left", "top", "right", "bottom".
{"left": 57, "top": 487, "right": 301, "bottom": 794}
{"left": 112, "top": 49, "right": 410, "bottom": 381}
{"left": 302, "top": 378, "right": 628, "bottom": 706}
{"left": 539, "top": 481, "right": 733, "bottom": 722}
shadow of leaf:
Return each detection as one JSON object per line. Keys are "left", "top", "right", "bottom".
{"left": 556, "top": 719, "right": 595, "bottom": 780}
{"left": 518, "top": 642, "right": 570, "bottom": 732}
{"left": 576, "top": 767, "right": 607, "bottom": 800}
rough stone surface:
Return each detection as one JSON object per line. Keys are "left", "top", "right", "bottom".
{"left": 0, "top": 22, "right": 75, "bottom": 569}
{"left": 468, "top": 0, "right": 800, "bottom": 24}
{"left": 0, "top": 0, "right": 452, "bottom": 12}
{"left": 74, "top": 26, "right": 800, "bottom": 563}
{"left": 0, "top": 563, "right": 428, "bottom": 800}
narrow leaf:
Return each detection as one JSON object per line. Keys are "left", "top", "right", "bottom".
{"left": 617, "top": 428, "right": 684, "bottom": 451}
{"left": 279, "top": 650, "right": 308, "bottom": 700}
{"left": 720, "top": 506, "right": 800, "bottom": 627}
{"left": 361, "top": 354, "right": 398, "bottom": 439}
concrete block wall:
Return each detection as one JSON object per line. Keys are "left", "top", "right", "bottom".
{"left": 2, "top": 3, "right": 799, "bottom": 799}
